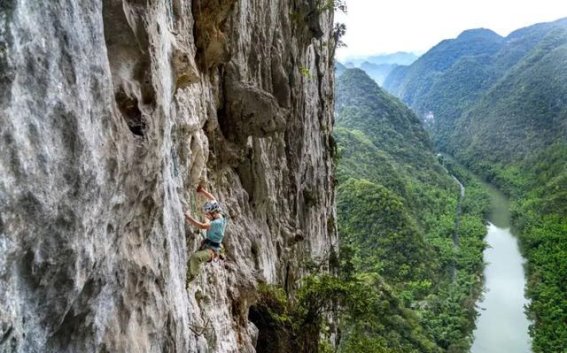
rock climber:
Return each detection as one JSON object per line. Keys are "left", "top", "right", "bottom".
{"left": 184, "top": 185, "right": 227, "bottom": 282}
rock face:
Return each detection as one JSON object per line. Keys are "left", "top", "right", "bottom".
{"left": 0, "top": 1, "right": 337, "bottom": 352}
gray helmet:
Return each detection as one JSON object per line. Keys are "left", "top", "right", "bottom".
{"left": 202, "top": 200, "right": 221, "bottom": 214}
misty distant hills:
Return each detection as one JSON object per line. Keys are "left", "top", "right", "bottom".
{"left": 345, "top": 51, "right": 419, "bottom": 66}
{"left": 335, "top": 61, "right": 347, "bottom": 77}
{"left": 357, "top": 62, "right": 398, "bottom": 85}
{"left": 338, "top": 51, "right": 419, "bottom": 85}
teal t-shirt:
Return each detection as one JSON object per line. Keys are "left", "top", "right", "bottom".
{"left": 206, "top": 217, "right": 226, "bottom": 243}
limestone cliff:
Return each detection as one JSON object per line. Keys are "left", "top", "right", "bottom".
{"left": 0, "top": 1, "right": 337, "bottom": 352}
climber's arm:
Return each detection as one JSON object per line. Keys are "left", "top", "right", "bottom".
{"left": 196, "top": 185, "right": 216, "bottom": 201}
{"left": 185, "top": 212, "right": 211, "bottom": 230}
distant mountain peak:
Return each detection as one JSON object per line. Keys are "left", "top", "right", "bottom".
{"left": 341, "top": 68, "right": 378, "bottom": 85}
{"left": 456, "top": 28, "right": 503, "bottom": 41}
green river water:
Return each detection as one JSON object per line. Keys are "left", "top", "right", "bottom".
{"left": 470, "top": 183, "right": 532, "bottom": 353}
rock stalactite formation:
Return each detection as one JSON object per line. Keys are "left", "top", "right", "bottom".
{"left": 0, "top": 1, "right": 337, "bottom": 352}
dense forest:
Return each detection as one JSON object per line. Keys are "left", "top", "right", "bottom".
{"left": 332, "top": 69, "right": 489, "bottom": 352}
{"left": 383, "top": 18, "right": 567, "bottom": 352}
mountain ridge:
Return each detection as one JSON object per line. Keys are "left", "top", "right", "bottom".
{"left": 382, "top": 18, "right": 567, "bottom": 352}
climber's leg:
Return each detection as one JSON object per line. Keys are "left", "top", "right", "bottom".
{"left": 188, "top": 249, "right": 213, "bottom": 282}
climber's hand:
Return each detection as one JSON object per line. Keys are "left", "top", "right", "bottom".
{"left": 196, "top": 184, "right": 203, "bottom": 193}
{"left": 185, "top": 211, "right": 208, "bottom": 229}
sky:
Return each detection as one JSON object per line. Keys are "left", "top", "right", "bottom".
{"left": 335, "top": 0, "right": 567, "bottom": 60}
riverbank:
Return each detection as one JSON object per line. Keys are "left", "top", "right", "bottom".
{"left": 443, "top": 156, "right": 533, "bottom": 353}
{"left": 446, "top": 146, "right": 567, "bottom": 352}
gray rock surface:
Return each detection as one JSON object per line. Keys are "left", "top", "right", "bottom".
{"left": 0, "top": 1, "right": 337, "bottom": 352}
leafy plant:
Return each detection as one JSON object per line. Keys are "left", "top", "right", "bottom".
{"left": 299, "top": 66, "right": 312, "bottom": 79}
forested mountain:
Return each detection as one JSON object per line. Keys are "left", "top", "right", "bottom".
{"left": 333, "top": 69, "right": 488, "bottom": 353}
{"left": 383, "top": 18, "right": 567, "bottom": 352}
{"left": 384, "top": 28, "right": 504, "bottom": 109}
{"left": 335, "top": 61, "right": 347, "bottom": 76}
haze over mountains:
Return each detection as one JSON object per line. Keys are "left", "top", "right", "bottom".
{"left": 344, "top": 51, "right": 419, "bottom": 66}
{"left": 339, "top": 52, "right": 419, "bottom": 85}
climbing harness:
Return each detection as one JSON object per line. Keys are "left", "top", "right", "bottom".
{"left": 199, "top": 236, "right": 226, "bottom": 262}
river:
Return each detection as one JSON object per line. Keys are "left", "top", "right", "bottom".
{"left": 470, "top": 184, "right": 532, "bottom": 353}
